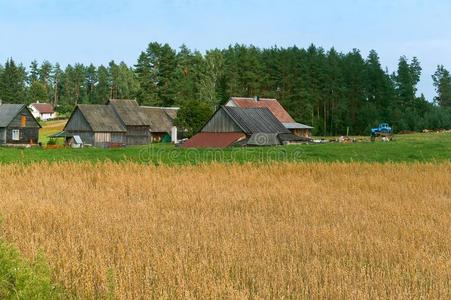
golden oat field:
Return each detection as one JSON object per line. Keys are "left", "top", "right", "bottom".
{"left": 0, "top": 162, "right": 450, "bottom": 299}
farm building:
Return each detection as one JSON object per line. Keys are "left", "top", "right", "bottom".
{"left": 226, "top": 97, "right": 313, "bottom": 137}
{"left": 29, "top": 102, "right": 57, "bottom": 120}
{"left": 64, "top": 104, "right": 127, "bottom": 147}
{"left": 182, "top": 106, "right": 306, "bottom": 148}
{"left": 61, "top": 99, "right": 179, "bottom": 147}
{"left": 108, "top": 99, "right": 151, "bottom": 145}
{"left": 141, "top": 106, "right": 179, "bottom": 142}
{"left": 0, "top": 103, "right": 41, "bottom": 146}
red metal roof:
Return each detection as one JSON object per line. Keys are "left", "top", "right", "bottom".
{"left": 230, "top": 97, "right": 295, "bottom": 123}
{"left": 31, "top": 103, "right": 54, "bottom": 114}
{"left": 181, "top": 132, "right": 245, "bottom": 148}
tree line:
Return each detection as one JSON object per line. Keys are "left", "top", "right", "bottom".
{"left": 0, "top": 42, "right": 450, "bottom": 135}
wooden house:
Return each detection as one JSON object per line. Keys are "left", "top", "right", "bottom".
{"left": 64, "top": 104, "right": 127, "bottom": 147}
{"left": 182, "top": 106, "right": 306, "bottom": 148}
{"left": 226, "top": 97, "right": 313, "bottom": 137}
{"left": 0, "top": 103, "right": 41, "bottom": 145}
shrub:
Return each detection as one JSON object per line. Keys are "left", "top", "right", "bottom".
{"left": 0, "top": 240, "right": 63, "bottom": 299}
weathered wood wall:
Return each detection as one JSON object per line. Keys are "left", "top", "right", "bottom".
{"left": 5, "top": 128, "right": 39, "bottom": 144}
{"left": 8, "top": 107, "right": 40, "bottom": 129}
{"left": 65, "top": 109, "right": 91, "bottom": 132}
{"left": 126, "top": 126, "right": 150, "bottom": 145}
{"left": 1, "top": 107, "right": 40, "bottom": 144}
{"left": 0, "top": 128, "right": 5, "bottom": 144}
{"left": 201, "top": 109, "right": 241, "bottom": 133}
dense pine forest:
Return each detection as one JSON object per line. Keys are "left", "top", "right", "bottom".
{"left": 0, "top": 42, "right": 450, "bottom": 135}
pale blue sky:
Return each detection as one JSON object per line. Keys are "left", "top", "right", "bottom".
{"left": 1, "top": 0, "right": 450, "bottom": 100}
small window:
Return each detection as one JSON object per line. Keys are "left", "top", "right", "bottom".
{"left": 12, "top": 129, "right": 20, "bottom": 141}
{"left": 21, "top": 115, "right": 27, "bottom": 127}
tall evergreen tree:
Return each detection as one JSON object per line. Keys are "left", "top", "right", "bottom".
{"left": 135, "top": 51, "right": 157, "bottom": 105}
{"left": 0, "top": 59, "right": 27, "bottom": 103}
{"left": 432, "top": 65, "right": 451, "bottom": 107}
{"left": 94, "top": 65, "right": 110, "bottom": 104}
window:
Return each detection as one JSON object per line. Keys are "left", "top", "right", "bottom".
{"left": 12, "top": 129, "right": 20, "bottom": 141}
{"left": 21, "top": 115, "right": 27, "bottom": 127}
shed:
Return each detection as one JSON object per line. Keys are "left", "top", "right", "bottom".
{"left": 108, "top": 99, "right": 151, "bottom": 145}
{"left": 226, "top": 97, "right": 313, "bottom": 137}
{"left": 64, "top": 104, "right": 127, "bottom": 147}
{"left": 0, "top": 103, "right": 41, "bottom": 145}
{"left": 141, "top": 106, "right": 179, "bottom": 142}
{"left": 182, "top": 106, "right": 304, "bottom": 148}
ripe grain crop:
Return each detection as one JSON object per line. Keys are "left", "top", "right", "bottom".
{"left": 0, "top": 162, "right": 450, "bottom": 299}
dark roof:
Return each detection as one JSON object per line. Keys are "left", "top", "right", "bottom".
{"left": 229, "top": 97, "right": 295, "bottom": 123}
{"left": 141, "top": 106, "right": 178, "bottom": 133}
{"left": 76, "top": 105, "right": 126, "bottom": 132}
{"left": 222, "top": 106, "right": 290, "bottom": 134}
{"left": 108, "top": 99, "right": 150, "bottom": 126}
{"left": 283, "top": 122, "right": 314, "bottom": 130}
{"left": 48, "top": 131, "right": 74, "bottom": 138}
{"left": 0, "top": 104, "right": 25, "bottom": 127}
{"left": 31, "top": 103, "right": 54, "bottom": 114}
{"left": 181, "top": 132, "right": 245, "bottom": 148}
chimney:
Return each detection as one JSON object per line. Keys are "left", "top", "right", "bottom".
{"left": 254, "top": 96, "right": 260, "bottom": 101}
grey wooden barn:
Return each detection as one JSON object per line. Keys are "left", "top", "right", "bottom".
{"left": 182, "top": 106, "right": 307, "bottom": 148}
{"left": 0, "top": 103, "right": 41, "bottom": 145}
{"left": 64, "top": 104, "right": 127, "bottom": 147}
{"left": 108, "top": 99, "right": 151, "bottom": 145}
{"left": 63, "top": 100, "right": 157, "bottom": 147}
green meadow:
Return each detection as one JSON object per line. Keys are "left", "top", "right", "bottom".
{"left": 1, "top": 132, "right": 450, "bottom": 164}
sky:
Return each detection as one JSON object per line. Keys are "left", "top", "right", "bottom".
{"left": 1, "top": 0, "right": 450, "bottom": 101}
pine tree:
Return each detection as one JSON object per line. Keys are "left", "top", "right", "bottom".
{"left": 85, "top": 64, "right": 97, "bottom": 103}
{"left": 94, "top": 65, "right": 110, "bottom": 104}
{"left": 29, "top": 60, "right": 39, "bottom": 83}
{"left": 0, "top": 58, "right": 27, "bottom": 103}
{"left": 135, "top": 51, "right": 157, "bottom": 105}
{"left": 432, "top": 65, "right": 451, "bottom": 107}
{"left": 50, "top": 63, "right": 63, "bottom": 106}
{"left": 29, "top": 81, "right": 48, "bottom": 103}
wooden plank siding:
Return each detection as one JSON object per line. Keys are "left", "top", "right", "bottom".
{"left": 125, "top": 125, "right": 150, "bottom": 145}
{"left": 65, "top": 109, "right": 92, "bottom": 132}
{"left": 5, "top": 127, "right": 39, "bottom": 144}
{"left": 3, "top": 106, "right": 40, "bottom": 144}
{"left": 201, "top": 108, "right": 242, "bottom": 133}
{"left": 0, "top": 128, "right": 5, "bottom": 144}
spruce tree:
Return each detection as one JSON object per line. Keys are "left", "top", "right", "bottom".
{"left": 432, "top": 65, "right": 451, "bottom": 107}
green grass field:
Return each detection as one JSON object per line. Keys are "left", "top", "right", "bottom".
{"left": 1, "top": 130, "right": 450, "bottom": 164}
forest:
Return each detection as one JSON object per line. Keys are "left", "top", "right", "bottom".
{"left": 0, "top": 42, "right": 450, "bottom": 135}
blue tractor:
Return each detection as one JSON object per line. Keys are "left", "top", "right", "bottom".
{"left": 371, "top": 123, "right": 392, "bottom": 141}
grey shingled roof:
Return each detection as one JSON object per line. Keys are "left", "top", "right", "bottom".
{"left": 108, "top": 99, "right": 150, "bottom": 126}
{"left": 222, "top": 106, "right": 290, "bottom": 134}
{"left": 141, "top": 106, "right": 178, "bottom": 133}
{"left": 0, "top": 104, "right": 25, "bottom": 127}
{"left": 77, "top": 105, "right": 126, "bottom": 132}
{"left": 283, "top": 122, "right": 314, "bottom": 129}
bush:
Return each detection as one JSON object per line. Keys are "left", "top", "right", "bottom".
{"left": 0, "top": 240, "right": 64, "bottom": 299}
{"left": 47, "top": 139, "right": 57, "bottom": 146}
